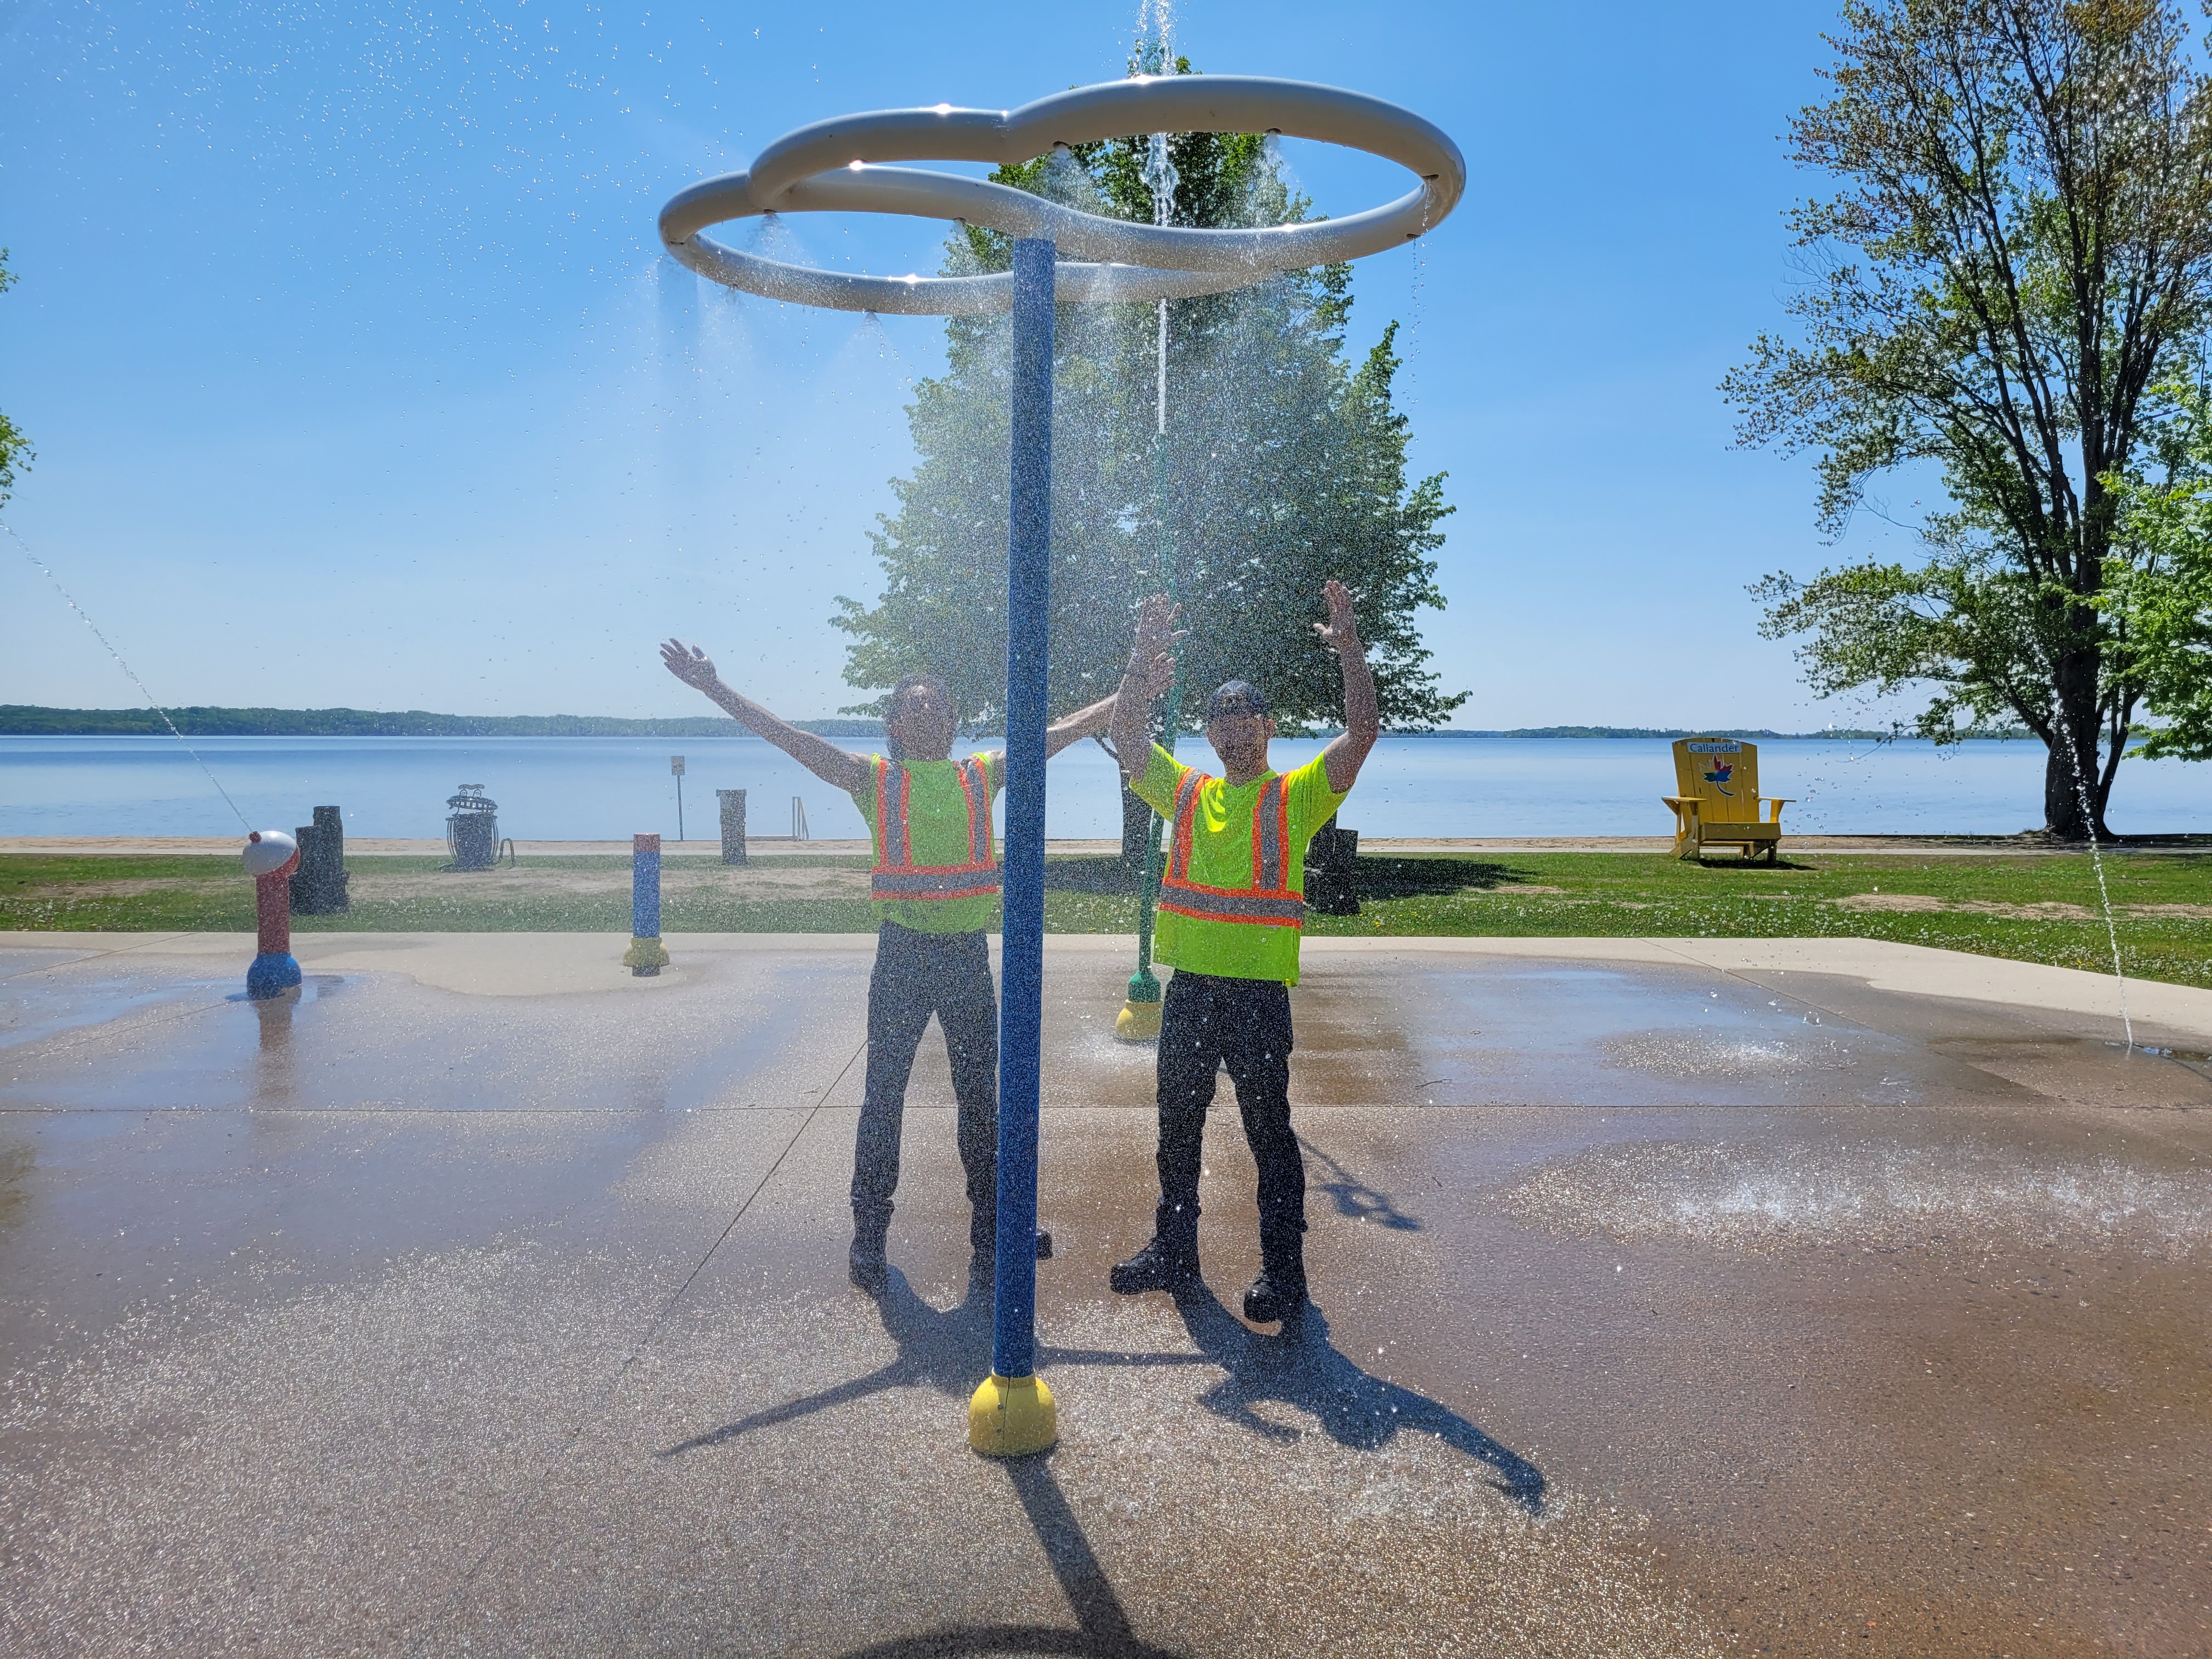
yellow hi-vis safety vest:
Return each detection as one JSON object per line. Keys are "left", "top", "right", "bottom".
{"left": 1157, "top": 769, "right": 1307, "bottom": 930}
{"left": 868, "top": 755, "right": 1001, "bottom": 905}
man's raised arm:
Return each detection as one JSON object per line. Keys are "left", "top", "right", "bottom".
{"left": 1109, "top": 596, "right": 1182, "bottom": 778}
{"left": 1043, "top": 692, "right": 1118, "bottom": 760}
{"left": 659, "top": 639, "right": 872, "bottom": 797}
{"left": 1316, "top": 579, "right": 1379, "bottom": 794}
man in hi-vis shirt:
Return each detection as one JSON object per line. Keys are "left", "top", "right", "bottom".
{"left": 661, "top": 641, "right": 1113, "bottom": 1293}
{"left": 1103, "top": 580, "right": 1379, "bottom": 1324}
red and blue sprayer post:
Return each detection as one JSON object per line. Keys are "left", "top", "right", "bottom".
{"left": 242, "top": 830, "right": 303, "bottom": 999}
{"left": 624, "top": 832, "right": 670, "bottom": 976}
{"left": 967, "top": 236, "right": 1057, "bottom": 1457}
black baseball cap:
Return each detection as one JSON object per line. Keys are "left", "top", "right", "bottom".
{"left": 1204, "top": 680, "right": 1270, "bottom": 720}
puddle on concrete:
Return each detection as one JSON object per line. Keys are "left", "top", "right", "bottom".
{"left": 1497, "top": 1136, "right": 2212, "bottom": 1257}
{"left": 1, "top": 957, "right": 866, "bottom": 1115}
{"left": 1, "top": 973, "right": 234, "bottom": 1052}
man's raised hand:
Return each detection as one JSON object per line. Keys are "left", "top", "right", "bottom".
{"left": 1126, "top": 595, "right": 1184, "bottom": 702}
{"left": 1313, "top": 580, "right": 1363, "bottom": 656}
{"left": 661, "top": 639, "right": 718, "bottom": 691}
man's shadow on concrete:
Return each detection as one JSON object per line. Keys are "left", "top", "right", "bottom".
{"left": 658, "top": 1263, "right": 1544, "bottom": 1657}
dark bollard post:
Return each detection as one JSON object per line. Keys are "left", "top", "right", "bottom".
{"left": 970, "top": 235, "right": 1057, "bottom": 1458}
{"left": 1305, "top": 813, "right": 1361, "bottom": 916}
{"left": 716, "top": 788, "right": 748, "bottom": 866}
{"left": 624, "top": 832, "right": 670, "bottom": 976}
{"left": 290, "top": 805, "right": 350, "bottom": 915}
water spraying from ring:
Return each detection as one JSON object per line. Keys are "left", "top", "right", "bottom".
{"left": 658, "top": 72, "right": 1463, "bottom": 1458}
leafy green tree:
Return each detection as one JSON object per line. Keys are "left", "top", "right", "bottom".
{"left": 832, "top": 61, "right": 1464, "bottom": 850}
{"left": 1726, "top": 0, "right": 2212, "bottom": 837}
{"left": 2106, "top": 386, "right": 2212, "bottom": 759}
{"left": 0, "top": 252, "right": 30, "bottom": 508}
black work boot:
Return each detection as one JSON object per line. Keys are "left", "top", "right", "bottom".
{"left": 1110, "top": 1205, "right": 1200, "bottom": 1295}
{"left": 1243, "top": 1233, "right": 1308, "bottom": 1325}
{"left": 849, "top": 1210, "right": 890, "bottom": 1295}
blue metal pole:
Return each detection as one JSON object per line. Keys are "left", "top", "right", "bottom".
{"left": 992, "top": 237, "right": 1054, "bottom": 1385}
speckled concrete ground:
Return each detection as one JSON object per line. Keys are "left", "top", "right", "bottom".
{"left": 2, "top": 933, "right": 2208, "bottom": 1656}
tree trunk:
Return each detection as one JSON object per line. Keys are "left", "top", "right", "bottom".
{"left": 2042, "top": 744, "right": 2097, "bottom": 840}
{"left": 1120, "top": 778, "right": 1153, "bottom": 870}
{"left": 2041, "top": 649, "right": 2113, "bottom": 840}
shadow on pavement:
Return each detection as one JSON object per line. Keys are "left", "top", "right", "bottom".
{"left": 1351, "top": 857, "right": 1522, "bottom": 899}
{"left": 1171, "top": 1286, "right": 1546, "bottom": 1513}
{"left": 830, "top": 1454, "right": 1188, "bottom": 1659}
{"left": 664, "top": 1273, "right": 1193, "bottom": 1657}
{"left": 1296, "top": 1133, "right": 1423, "bottom": 1231}
{"left": 662, "top": 1262, "right": 1542, "bottom": 1652}
{"left": 656, "top": 1271, "right": 1207, "bottom": 1455}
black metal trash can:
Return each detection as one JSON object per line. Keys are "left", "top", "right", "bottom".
{"left": 289, "top": 804, "right": 351, "bottom": 913}
{"left": 716, "top": 788, "right": 748, "bottom": 866}
{"left": 446, "top": 786, "right": 499, "bottom": 872}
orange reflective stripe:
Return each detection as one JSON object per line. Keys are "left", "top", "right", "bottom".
{"left": 960, "top": 757, "right": 992, "bottom": 866}
{"left": 874, "top": 757, "right": 899, "bottom": 866}
{"left": 1167, "top": 770, "right": 1203, "bottom": 881}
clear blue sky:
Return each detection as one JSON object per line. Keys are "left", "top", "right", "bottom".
{"left": 0, "top": 0, "right": 1931, "bottom": 729}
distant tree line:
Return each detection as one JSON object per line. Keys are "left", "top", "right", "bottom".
{"left": 0, "top": 706, "right": 884, "bottom": 739}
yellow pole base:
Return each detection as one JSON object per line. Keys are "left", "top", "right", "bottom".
{"left": 623, "top": 935, "right": 670, "bottom": 972}
{"left": 1114, "top": 997, "right": 1162, "bottom": 1043}
{"left": 968, "top": 1373, "right": 1057, "bottom": 1457}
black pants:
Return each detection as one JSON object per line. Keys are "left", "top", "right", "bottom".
{"left": 1155, "top": 969, "right": 1305, "bottom": 1260}
{"left": 851, "top": 923, "right": 998, "bottom": 1236}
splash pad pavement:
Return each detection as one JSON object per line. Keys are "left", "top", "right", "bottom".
{"left": 1, "top": 930, "right": 2208, "bottom": 1656}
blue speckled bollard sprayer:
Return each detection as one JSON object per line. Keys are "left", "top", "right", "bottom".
{"left": 624, "top": 832, "right": 670, "bottom": 975}
{"left": 968, "top": 238, "right": 1058, "bottom": 1455}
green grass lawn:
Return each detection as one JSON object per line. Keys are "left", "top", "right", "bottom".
{"left": 3, "top": 849, "right": 2207, "bottom": 987}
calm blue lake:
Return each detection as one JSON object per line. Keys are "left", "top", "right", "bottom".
{"left": 2, "top": 733, "right": 2204, "bottom": 842}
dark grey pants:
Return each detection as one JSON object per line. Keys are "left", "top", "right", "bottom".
{"left": 1154, "top": 968, "right": 1305, "bottom": 1262}
{"left": 851, "top": 923, "right": 998, "bottom": 1242}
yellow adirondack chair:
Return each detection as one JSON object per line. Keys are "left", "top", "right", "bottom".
{"left": 1663, "top": 738, "right": 1791, "bottom": 861}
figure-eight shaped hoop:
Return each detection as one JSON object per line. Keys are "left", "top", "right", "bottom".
{"left": 658, "top": 76, "right": 1465, "bottom": 314}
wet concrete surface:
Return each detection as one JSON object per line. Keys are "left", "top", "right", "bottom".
{"left": 1, "top": 934, "right": 2208, "bottom": 1655}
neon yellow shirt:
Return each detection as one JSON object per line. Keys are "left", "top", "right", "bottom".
{"left": 850, "top": 752, "right": 1006, "bottom": 934}
{"left": 1132, "top": 743, "right": 1350, "bottom": 985}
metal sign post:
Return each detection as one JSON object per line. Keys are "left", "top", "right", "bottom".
{"left": 670, "top": 754, "right": 686, "bottom": 842}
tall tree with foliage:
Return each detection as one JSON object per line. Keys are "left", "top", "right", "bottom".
{"left": 0, "top": 252, "right": 30, "bottom": 509}
{"left": 833, "top": 63, "right": 1463, "bottom": 774}
{"left": 2106, "top": 383, "right": 2212, "bottom": 758}
{"left": 1726, "top": 0, "right": 2212, "bottom": 837}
